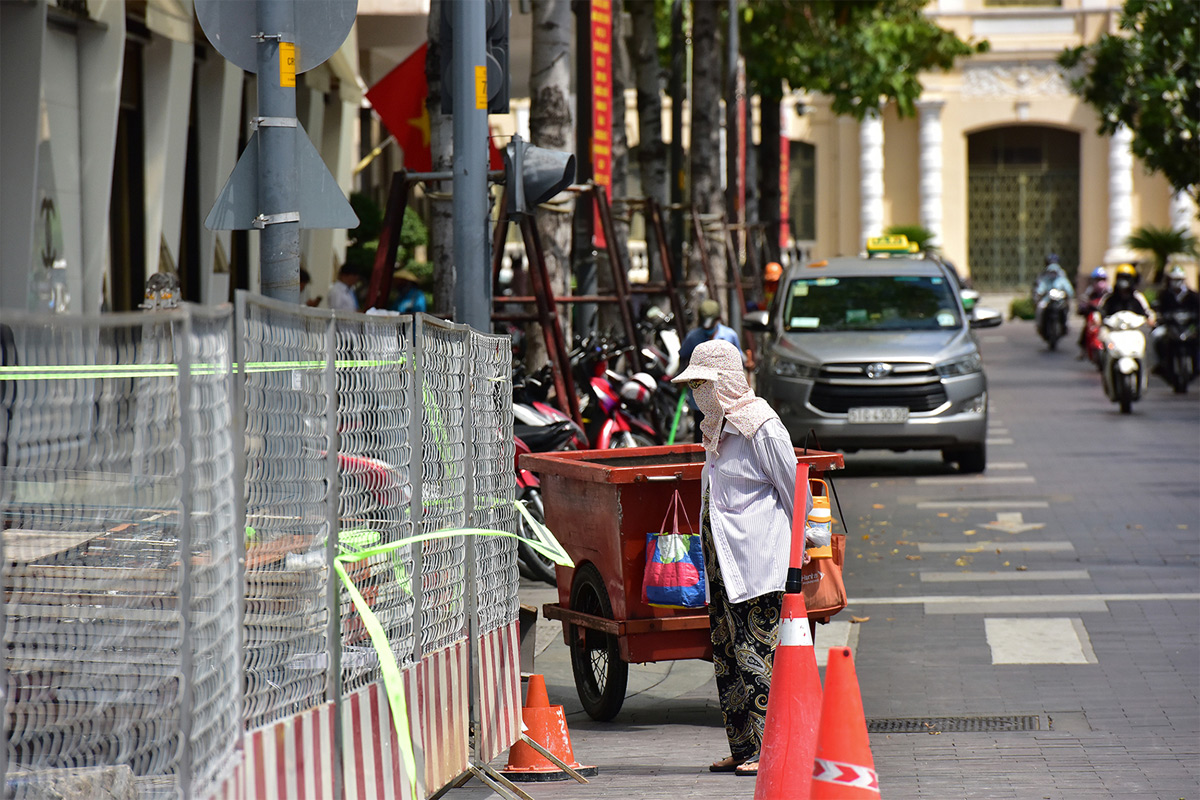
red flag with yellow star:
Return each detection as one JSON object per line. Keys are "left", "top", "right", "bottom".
{"left": 366, "top": 43, "right": 432, "bottom": 172}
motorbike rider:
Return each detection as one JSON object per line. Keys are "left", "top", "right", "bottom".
{"left": 1077, "top": 267, "right": 1108, "bottom": 359}
{"left": 1100, "top": 263, "right": 1155, "bottom": 322}
{"left": 1032, "top": 254, "right": 1075, "bottom": 338}
{"left": 1150, "top": 265, "right": 1200, "bottom": 367}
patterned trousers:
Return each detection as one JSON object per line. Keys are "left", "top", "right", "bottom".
{"left": 701, "top": 505, "right": 782, "bottom": 760}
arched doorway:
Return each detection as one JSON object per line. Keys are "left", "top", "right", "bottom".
{"left": 967, "top": 126, "right": 1080, "bottom": 290}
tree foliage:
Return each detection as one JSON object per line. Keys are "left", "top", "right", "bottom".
{"left": 739, "top": 0, "right": 986, "bottom": 115}
{"left": 1126, "top": 224, "right": 1198, "bottom": 283}
{"left": 1059, "top": 0, "right": 1200, "bottom": 206}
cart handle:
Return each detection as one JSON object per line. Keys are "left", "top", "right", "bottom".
{"left": 634, "top": 471, "right": 684, "bottom": 482}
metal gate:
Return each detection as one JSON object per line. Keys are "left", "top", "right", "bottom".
{"left": 968, "top": 167, "right": 1080, "bottom": 290}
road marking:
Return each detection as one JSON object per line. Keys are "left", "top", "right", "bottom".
{"left": 985, "top": 618, "right": 1098, "bottom": 664}
{"left": 988, "top": 427, "right": 1010, "bottom": 436}
{"left": 984, "top": 511, "right": 1045, "bottom": 534}
{"left": 921, "top": 569, "right": 1090, "bottom": 583}
{"left": 987, "top": 438, "right": 1015, "bottom": 446}
{"left": 915, "top": 475, "right": 1036, "bottom": 485}
{"left": 917, "top": 540, "right": 1074, "bottom": 553}
{"left": 917, "top": 500, "right": 1049, "bottom": 510}
{"left": 980, "top": 336, "right": 1007, "bottom": 343}
{"left": 849, "top": 592, "right": 1200, "bottom": 615}
{"left": 814, "top": 621, "right": 860, "bottom": 668}
{"left": 988, "top": 462, "right": 1028, "bottom": 470}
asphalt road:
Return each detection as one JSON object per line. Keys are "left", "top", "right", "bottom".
{"left": 462, "top": 316, "right": 1199, "bottom": 800}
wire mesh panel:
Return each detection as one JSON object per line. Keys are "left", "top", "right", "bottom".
{"left": 467, "top": 331, "right": 519, "bottom": 635}
{"left": 334, "top": 314, "right": 417, "bottom": 692}
{"left": 416, "top": 320, "right": 469, "bottom": 655}
{"left": 0, "top": 306, "right": 240, "bottom": 799}
{"left": 239, "top": 297, "right": 331, "bottom": 732}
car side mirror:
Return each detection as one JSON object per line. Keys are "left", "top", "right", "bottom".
{"left": 742, "top": 309, "right": 770, "bottom": 332}
{"left": 969, "top": 306, "right": 1003, "bottom": 329}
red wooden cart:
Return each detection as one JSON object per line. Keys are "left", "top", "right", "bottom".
{"left": 520, "top": 443, "right": 843, "bottom": 720}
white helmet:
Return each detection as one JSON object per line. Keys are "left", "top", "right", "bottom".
{"left": 619, "top": 372, "right": 657, "bottom": 404}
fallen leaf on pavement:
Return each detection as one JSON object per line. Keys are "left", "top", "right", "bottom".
{"left": 873, "top": 503, "right": 886, "bottom": 509}
{"left": 937, "top": 512, "right": 949, "bottom": 518}
{"left": 963, "top": 529, "right": 976, "bottom": 536}
{"left": 1016, "top": 565, "right": 1028, "bottom": 571}
{"left": 850, "top": 616, "right": 870, "bottom": 623}
{"left": 862, "top": 534, "right": 871, "bottom": 540}
{"left": 1003, "top": 561, "right": 1010, "bottom": 567}
{"left": 954, "top": 556, "right": 971, "bottom": 567}
{"left": 905, "top": 554, "right": 922, "bottom": 561}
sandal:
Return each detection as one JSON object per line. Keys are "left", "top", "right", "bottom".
{"left": 735, "top": 760, "right": 759, "bottom": 777}
{"left": 708, "top": 756, "right": 746, "bottom": 773}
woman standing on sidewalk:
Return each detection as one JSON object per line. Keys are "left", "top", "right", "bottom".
{"left": 671, "top": 340, "right": 810, "bottom": 777}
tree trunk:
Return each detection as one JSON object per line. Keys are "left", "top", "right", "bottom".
{"left": 629, "top": 0, "right": 668, "bottom": 284}
{"left": 426, "top": 1, "right": 455, "bottom": 317}
{"left": 599, "top": 2, "right": 631, "bottom": 337}
{"left": 759, "top": 92, "right": 782, "bottom": 265}
{"left": 689, "top": 0, "right": 724, "bottom": 307}
{"left": 528, "top": 0, "right": 574, "bottom": 368}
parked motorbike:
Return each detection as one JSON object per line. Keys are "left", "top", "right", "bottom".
{"left": 514, "top": 435, "right": 557, "bottom": 585}
{"left": 1036, "top": 287, "right": 1070, "bottom": 350}
{"left": 572, "top": 335, "right": 661, "bottom": 448}
{"left": 1099, "top": 311, "right": 1149, "bottom": 414}
{"left": 1156, "top": 309, "right": 1199, "bottom": 394}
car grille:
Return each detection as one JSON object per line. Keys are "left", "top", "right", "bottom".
{"left": 809, "top": 381, "right": 948, "bottom": 413}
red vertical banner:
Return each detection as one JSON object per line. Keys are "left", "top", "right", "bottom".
{"left": 591, "top": 0, "right": 613, "bottom": 248}
{"left": 779, "top": 134, "right": 790, "bottom": 250}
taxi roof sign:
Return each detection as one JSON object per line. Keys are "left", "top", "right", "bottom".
{"left": 866, "top": 235, "right": 915, "bottom": 255}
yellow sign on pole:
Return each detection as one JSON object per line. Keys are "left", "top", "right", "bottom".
{"left": 474, "top": 65, "right": 488, "bottom": 110}
{"left": 279, "top": 42, "right": 297, "bottom": 88}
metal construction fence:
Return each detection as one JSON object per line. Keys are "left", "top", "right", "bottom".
{"left": 0, "top": 295, "right": 522, "bottom": 799}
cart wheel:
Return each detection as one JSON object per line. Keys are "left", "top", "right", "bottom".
{"left": 568, "top": 563, "right": 628, "bottom": 721}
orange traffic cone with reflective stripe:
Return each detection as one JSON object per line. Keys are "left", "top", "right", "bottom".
{"left": 810, "top": 648, "right": 880, "bottom": 799}
{"left": 754, "top": 464, "right": 823, "bottom": 800}
{"left": 501, "top": 674, "right": 597, "bottom": 782}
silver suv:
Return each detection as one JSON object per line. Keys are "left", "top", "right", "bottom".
{"left": 744, "top": 252, "right": 1001, "bottom": 473}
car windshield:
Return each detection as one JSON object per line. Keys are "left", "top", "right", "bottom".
{"left": 782, "top": 274, "right": 962, "bottom": 332}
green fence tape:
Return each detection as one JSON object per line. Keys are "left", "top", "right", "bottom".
{"left": 331, "top": 501, "right": 572, "bottom": 796}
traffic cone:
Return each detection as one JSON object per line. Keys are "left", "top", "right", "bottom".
{"left": 753, "top": 592, "right": 823, "bottom": 800}
{"left": 501, "top": 674, "right": 597, "bottom": 782}
{"left": 810, "top": 648, "right": 879, "bottom": 799}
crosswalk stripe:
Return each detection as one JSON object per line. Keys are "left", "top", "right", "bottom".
{"left": 987, "top": 437, "right": 1015, "bottom": 445}
{"left": 814, "top": 621, "right": 860, "bottom": 667}
{"left": 917, "top": 500, "right": 1049, "bottom": 509}
{"left": 917, "top": 541, "right": 1074, "bottom": 553}
{"left": 915, "top": 475, "right": 1035, "bottom": 485}
{"left": 851, "top": 592, "right": 1200, "bottom": 606}
{"left": 985, "top": 617, "right": 1098, "bottom": 664}
{"left": 920, "top": 569, "right": 1090, "bottom": 583}
{"left": 988, "top": 462, "right": 1028, "bottom": 470}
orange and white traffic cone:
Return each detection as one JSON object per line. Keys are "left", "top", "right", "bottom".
{"left": 810, "top": 648, "right": 880, "bottom": 799}
{"left": 754, "top": 464, "right": 823, "bottom": 800}
{"left": 501, "top": 674, "right": 597, "bottom": 782}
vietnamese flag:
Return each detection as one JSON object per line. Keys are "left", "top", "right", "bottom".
{"left": 367, "top": 43, "right": 433, "bottom": 172}
{"left": 368, "top": 42, "right": 506, "bottom": 174}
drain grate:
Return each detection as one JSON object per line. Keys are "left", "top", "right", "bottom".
{"left": 867, "top": 715, "right": 1040, "bottom": 734}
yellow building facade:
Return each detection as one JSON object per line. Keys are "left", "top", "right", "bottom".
{"left": 783, "top": 0, "right": 1198, "bottom": 290}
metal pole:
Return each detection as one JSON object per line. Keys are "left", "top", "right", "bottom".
{"left": 176, "top": 312, "right": 197, "bottom": 797}
{"left": 256, "top": 0, "right": 301, "bottom": 303}
{"left": 324, "top": 314, "right": 344, "bottom": 800}
{"left": 452, "top": 0, "right": 490, "bottom": 331}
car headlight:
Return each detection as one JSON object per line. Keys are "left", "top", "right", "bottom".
{"left": 773, "top": 360, "right": 819, "bottom": 379}
{"left": 936, "top": 353, "right": 982, "bottom": 377}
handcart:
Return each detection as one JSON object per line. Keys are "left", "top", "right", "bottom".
{"left": 519, "top": 443, "right": 843, "bottom": 721}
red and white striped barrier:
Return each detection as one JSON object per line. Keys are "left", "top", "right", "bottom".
{"left": 475, "top": 621, "right": 522, "bottom": 764}
{"left": 211, "top": 638, "right": 477, "bottom": 800}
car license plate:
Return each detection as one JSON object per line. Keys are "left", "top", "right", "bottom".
{"left": 848, "top": 406, "right": 909, "bottom": 423}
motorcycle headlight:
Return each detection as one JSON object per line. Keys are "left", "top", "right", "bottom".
{"left": 773, "top": 360, "right": 819, "bottom": 379}
{"left": 936, "top": 353, "right": 983, "bottom": 377}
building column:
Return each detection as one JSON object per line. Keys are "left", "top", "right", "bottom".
{"left": 917, "top": 99, "right": 945, "bottom": 248}
{"left": 1104, "top": 123, "right": 1135, "bottom": 264}
{"left": 859, "top": 106, "right": 884, "bottom": 250}
{"left": 1170, "top": 190, "right": 1196, "bottom": 233}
